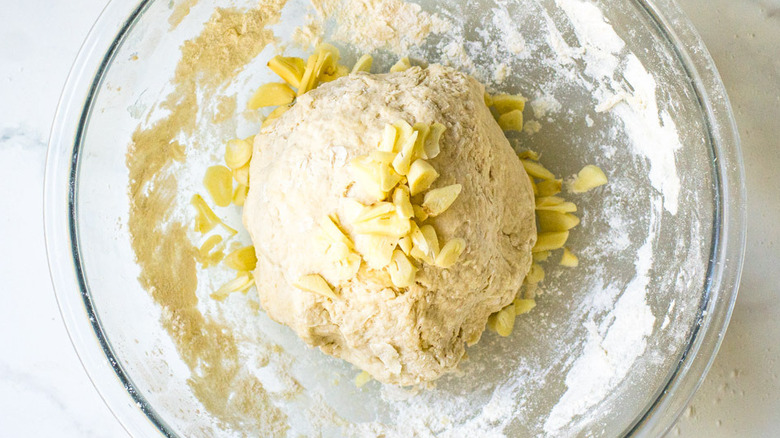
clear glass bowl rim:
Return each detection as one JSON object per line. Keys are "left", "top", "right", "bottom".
{"left": 43, "top": 0, "right": 747, "bottom": 436}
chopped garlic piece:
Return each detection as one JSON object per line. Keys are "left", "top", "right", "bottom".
{"left": 261, "top": 104, "right": 291, "bottom": 129}
{"left": 192, "top": 194, "right": 221, "bottom": 233}
{"left": 247, "top": 83, "right": 295, "bottom": 110}
{"left": 532, "top": 250, "right": 550, "bottom": 262}
{"left": 378, "top": 124, "right": 399, "bottom": 152}
{"left": 491, "top": 93, "right": 526, "bottom": 114}
{"left": 334, "top": 251, "right": 362, "bottom": 281}
{"left": 436, "top": 238, "right": 466, "bottom": 268}
{"left": 387, "top": 249, "right": 417, "bottom": 288}
{"left": 422, "top": 184, "right": 462, "bottom": 217}
{"left": 369, "top": 150, "right": 396, "bottom": 165}
{"left": 413, "top": 205, "right": 429, "bottom": 222}
{"left": 517, "top": 150, "right": 540, "bottom": 161}
{"left": 297, "top": 54, "right": 319, "bottom": 96}
{"left": 568, "top": 165, "right": 608, "bottom": 193}
{"left": 321, "top": 64, "right": 349, "bottom": 82}
{"left": 352, "top": 54, "right": 373, "bottom": 73}
{"left": 352, "top": 212, "right": 411, "bottom": 237}
{"left": 353, "top": 202, "right": 395, "bottom": 223}
{"left": 197, "top": 235, "right": 224, "bottom": 267}
{"left": 398, "top": 235, "right": 412, "bottom": 255}
{"left": 232, "top": 163, "right": 250, "bottom": 186}
{"left": 521, "top": 159, "right": 556, "bottom": 180}
{"left": 498, "top": 109, "right": 524, "bottom": 131}
{"left": 355, "top": 371, "right": 372, "bottom": 388}
{"left": 514, "top": 298, "right": 536, "bottom": 315}
{"left": 391, "top": 130, "right": 419, "bottom": 176}
{"left": 267, "top": 56, "right": 306, "bottom": 88}
{"left": 525, "top": 263, "right": 545, "bottom": 284}
{"left": 390, "top": 57, "right": 411, "bottom": 72}
{"left": 494, "top": 304, "right": 516, "bottom": 337}
{"left": 233, "top": 184, "right": 249, "bottom": 206}
{"left": 410, "top": 224, "right": 439, "bottom": 264}
{"left": 204, "top": 165, "right": 233, "bottom": 207}
{"left": 378, "top": 163, "right": 402, "bottom": 192}
{"left": 407, "top": 159, "right": 439, "bottom": 196}
{"left": 536, "top": 179, "right": 562, "bottom": 197}
{"left": 293, "top": 274, "right": 339, "bottom": 300}
{"left": 535, "top": 196, "right": 577, "bottom": 213}
{"left": 212, "top": 272, "right": 253, "bottom": 301}
{"left": 224, "top": 246, "right": 258, "bottom": 271}
{"left": 484, "top": 92, "right": 494, "bottom": 107}
{"left": 356, "top": 234, "right": 397, "bottom": 269}
{"left": 423, "top": 122, "right": 445, "bottom": 159}
{"left": 225, "top": 138, "right": 253, "bottom": 170}
{"left": 392, "top": 186, "right": 414, "bottom": 219}
{"left": 349, "top": 157, "right": 386, "bottom": 201}
{"left": 320, "top": 215, "right": 354, "bottom": 249}
{"left": 533, "top": 231, "right": 570, "bottom": 252}
{"left": 560, "top": 247, "right": 579, "bottom": 267}
{"left": 528, "top": 175, "right": 539, "bottom": 196}
{"left": 537, "top": 211, "right": 580, "bottom": 232}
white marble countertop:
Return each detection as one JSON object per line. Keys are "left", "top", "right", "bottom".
{"left": 0, "top": 0, "right": 777, "bottom": 436}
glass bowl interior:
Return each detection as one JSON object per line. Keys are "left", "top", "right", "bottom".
{"left": 45, "top": 0, "right": 744, "bottom": 436}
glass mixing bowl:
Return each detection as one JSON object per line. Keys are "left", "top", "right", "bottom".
{"left": 45, "top": 0, "right": 745, "bottom": 436}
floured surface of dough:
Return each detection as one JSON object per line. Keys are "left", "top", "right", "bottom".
{"left": 243, "top": 65, "right": 536, "bottom": 385}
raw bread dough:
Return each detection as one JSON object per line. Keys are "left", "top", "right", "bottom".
{"left": 243, "top": 65, "right": 536, "bottom": 385}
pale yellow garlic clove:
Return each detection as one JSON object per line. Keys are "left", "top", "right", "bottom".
{"left": 422, "top": 184, "right": 462, "bottom": 217}
{"left": 224, "top": 246, "right": 258, "bottom": 271}
{"left": 532, "top": 250, "right": 550, "bottom": 262}
{"left": 349, "top": 157, "right": 386, "bottom": 202}
{"left": 413, "top": 204, "right": 429, "bottom": 222}
{"left": 494, "top": 304, "right": 517, "bottom": 337}
{"left": 535, "top": 196, "right": 577, "bottom": 213}
{"left": 378, "top": 163, "right": 402, "bottom": 192}
{"left": 297, "top": 54, "right": 319, "bottom": 96}
{"left": 293, "top": 274, "right": 339, "bottom": 300}
{"left": 537, "top": 210, "right": 580, "bottom": 232}
{"left": 528, "top": 175, "right": 539, "bottom": 196}
{"left": 423, "top": 122, "right": 445, "bottom": 159}
{"left": 225, "top": 138, "right": 253, "bottom": 170}
{"left": 525, "top": 263, "right": 545, "bottom": 284}
{"left": 387, "top": 249, "right": 417, "bottom": 288}
{"left": 352, "top": 54, "right": 373, "bottom": 73}
{"left": 533, "top": 231, "right": 570, "bottom": 252}
{"left": 261, "top": 104, "right": 292, "bottom": 129}
{"left": 352, "top": 212, "right": 411, "bottom": 238}
{"left": 521, "top": 159, "right": 556, "bottom": 180}
{"left": 369, "top": 150, "right": 397, "bottom": 165}
{"left": 267, "top": 56, "right": 306, "bottom": 89}
{"left": 353, "top": 202, "right": 395, "bottom": 223}
{"left": 407, "top": 159, "right": 439, "bottom": 196}
{"left": 232, "top": 163, "right": 250, "bottom": 187}
{"left": 560, "top": 247, "right": 579, "bottom": 267}
{"left": 378, "top": 124, "right": 399, "bottom": 152}
{"left": 435, "top": 238, "right": 466, "bottom": 268}
{"left": 398, "top": 235, "right": 413, "bottom": 255}
{"left": 491, "top": 93, "right": 526, "bottom": 114}
{"left": 391, "top": 130, "right": 419, "bottom": 176}
{"left": 247, "top": 83, "right": 295, "bottom": 110}
{"left": 357, "top": 234, "right": 398, "bottom": 269}
{"left": 204, "top": 165, "right": 233, "bottom": 207}
{"left": 536, "top": 179, "right": 562, "bottom": 197}
{"left": 498, "top": 109, "right": 524, "bottom": 131}
{"left": 514, "top": 298, "right": 536, "bottom": 315}
{"left": 568, "top": 164, "right": 608, "bottom": 193}
{"left": 392, "top": 185, "right": 414, "bottom": 219}
{"left": 191, "top": 194, "right": 221, "bottom": 234}
{"left": 517, "top": 149, "right": 540, "bottom": 161}
{"left": 484, "top": 92, "right": 494, "bottom": 107}
{"left": 212, "top": 271, "right": 254, "bottom": 301}
{"left": 389, "top": 57, "right": 411, "bottom": 72}
{"left": 320, "top": 215, "right": 354, "bottom": 249}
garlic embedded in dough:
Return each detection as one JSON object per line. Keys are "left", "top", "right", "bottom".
{"left": 435, "top": 238, "right": 466, "bottom": 268}
{"left": 390, "top": 57, "right": 411, "bottom": 72}
{"left": 293, "top": 274, "right": 339, "bottom": 300}
{"left": 422, "top": 184, "right": 462, "bottom": 217}
{"left": 568, "top": 164, "right": 608, "bottom": 193}
{"left": 412, "top": 204, "right": 429, "bottom": 222}
{"left": 232, "top": 163, "right": 250, "bottom": 186}
{"left": 353, "top": 202, "right": 395, "bottom": 223}
{"left": 352, "top": 211, "right": 411, "bottom": 238}
{"left": 398, "top": 235, "right": 412, "bottom": 255}
{"left": 559, "top": 247, "right": 579, "bottom": 267}
{"left": 423, "top": 122, "right": 445, "bottom": 159}
{"left": 247, "top": 83, "right": 296, "bottom": 110}
{"left": 392, "top": 185, "right": 414, "bottom": 220}
{"left": 537, "top": 210, "right": 580, "bottom": 232}
{"left": 533, "top": 231, "right": 570, "bottom": 252}
{"left": 521, "top": 159, "right": 556, "bottom": 180}
{"left": 391, "top": 130, "right": 419, "bottom": 176}
{"left": 378, "top": 124, "right": 399, "bottom": 152}
{"left": 392, "top": 120, "right": 415, "bottom": 152}
{"left": 204, "top": 165, "right": 234, "bottom": 207}
{"left": 349, "top": 157, "right": 387, "bottom": 201}
{"left": 352, "top": 54, "right": 373, "bottom": 73}
{"left": 378, "top": 162, "right": 403, "bottom": 192}
{"left": 224, "top": 246, "right": 258, "bottom": 271}
{"left": 357, "top": 234, "right": 397, "bottom": 270}
{"left": 525, "top": 263, "right": 545, "bottom": 284}
{"left": 407, "top": 159, "right": 439, "bottom": 196}
{"left": 319, "top": 215, "right": 354, "bottom": 250}
{"left": 498, "top": 109, "right": 524, "bottom": 131}
{"left": 267, "top": 55, "right": 306, "bottom": 89}
{"left": 369, "top": 150, "right": 397, "bottom": 165}
{"left": 224, "top": 138, "right": 253, "bottom": 170}
{"left": 409, "top": 223, "right": 439, "bottom": 264}
{"left": 387, "top": 249, "right": 417, "bottom": 288}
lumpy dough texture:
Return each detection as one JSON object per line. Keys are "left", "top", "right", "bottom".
{"left": 243, "top": 65, "right": 536, "bottom": 385}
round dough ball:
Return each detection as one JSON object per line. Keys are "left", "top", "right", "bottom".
{"left": 243, "top": 65, "right": 536, "bottom": 386}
